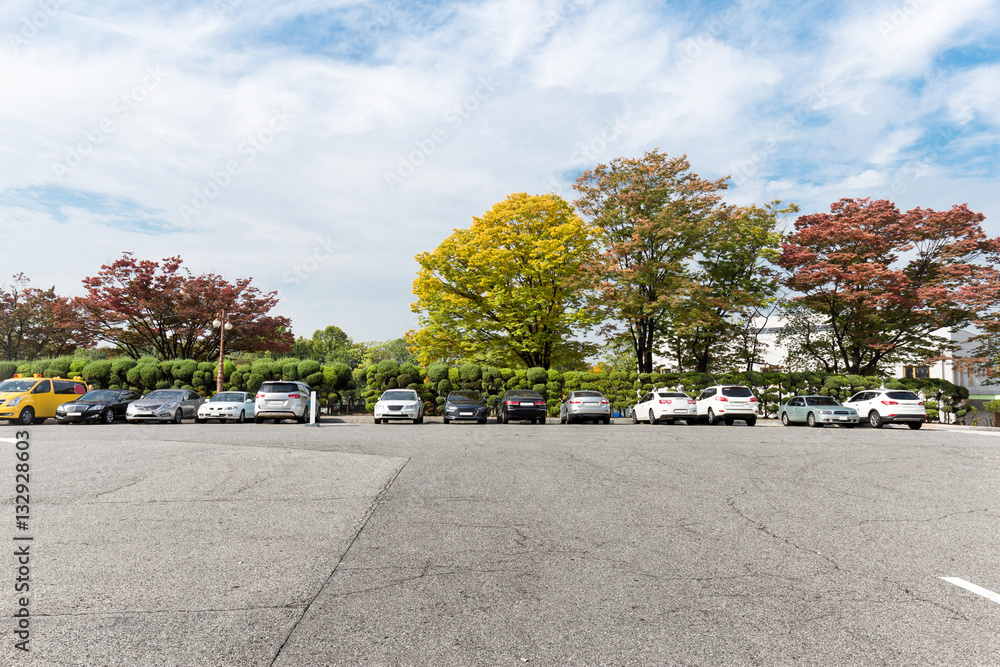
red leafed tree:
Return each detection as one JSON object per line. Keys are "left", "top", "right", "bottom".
{"left": 77, "top": 253, "right": 293, "bottom": 360}
{"left": 0, "top": 273, "right": 92, "bottom": 360}
{"left": 778, "top": 198, "right": 1000, "bottom": 374}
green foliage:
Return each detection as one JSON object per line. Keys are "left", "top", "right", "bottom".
{"left": 298, "top": 359, "right": 321, "bottom": 379}
{"left": 140, "top": 364, "right": 163, "bottom": 388}
{"left": 82, "top": 360, "right": 113, "bottom": 387}
{"left": 305, "top": 371, "right": 324, "bottom": 387}
{"left": 458, "top": 362, "right": 482, "bottom": 387}
{"left": 172, "top": 359, "right": 199, "bottom": 383}
{"left": 70, "top": 359, "right": 87, "bottom": 374}
{"left": 30, "top": 359, "right": 52, "bottom": 376}
{"left": 0, "top": 361, "right": 16, "bottom": 380}
{"left": 245, "top": 373, "right": 264, "bottom": 393}
{"left": 426, "top": 362, "right": 450, "bottom": 384}
{"left": 111, "top": 358, "right": 137, "bottom": 385}
{"left": 48, "top": 356, "right": 73, "bottom": 378}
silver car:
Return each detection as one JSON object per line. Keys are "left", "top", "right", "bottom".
{"left": 126, "top": 389, "right": 204, "bottom": 424}
{"left": 559, "top": 390, "right": 611, "bottom": 424}
{"left": 779, "top": 395, "right": 859, "bottom": 427}
{"left": 197, "top": 391, "right": 256, "bottom": 424}
{"left": 254, "top": 381, "right": 312, "bottom": 424}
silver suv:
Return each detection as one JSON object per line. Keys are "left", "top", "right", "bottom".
{"left": 842, "top": 389, "right": 926, "bottom": 429}
{"left": 254, "top": 381, "right": 311, "bottom": 424}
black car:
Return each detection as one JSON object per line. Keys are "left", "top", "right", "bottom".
{"left": 55, "top": 389, "right": 140, "bottom": 424}
{"left": 443, "top": 390, "right": 489, "bottom": 424}
{"left": 497, "top": 389, "right": 547, "bottom": 424}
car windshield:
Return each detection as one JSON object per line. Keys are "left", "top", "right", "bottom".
{"left": 448, "top": 391, "right": 482, "bottom": 402}
{"left": 260, "top": 383, "right": 299, "bottom": 394}
{"left": 0, "top": 379, "right": 36, "bottom": 393}
{"left": 381, "top": 391, "right": 417, "bottom": 401}
{"left": 79, "top": 390, "right": 119, "bottom": 401}
{"left": 721, "top": 387, "right": 754, "bottom": 397}
{"left": 805, "top": 396, "right": 840, "bottom": 406}
{"left": 886, "top": 391, "right": 920, "bottom": 401}
{"left": 211, "top": 393, "right": 246, "bottom": 403}
{"left": 144, "top": 390, "right": 185, "bottom": 400}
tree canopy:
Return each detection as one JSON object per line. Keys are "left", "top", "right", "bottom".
{"left": 0, "top": 273, "right": 90, "bottom": 360}
{"left": 778, "top": 198, "right": 1000, "bottom": 375}
{"left": 409, "top": 192, "right": 600, "bottom": 369}
{"left": 77, "top": 252, "right": 294, "bottom": 360}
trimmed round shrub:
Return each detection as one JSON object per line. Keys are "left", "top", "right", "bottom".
{"left": 31, "top": 359, "right": 52, "bottom": 376}
{"left": 140, "top": 364, "right": 163, "bottom": 388}
{"left": 306, "top": 371, "right": 324, "bottom": 387}
{"left": 70, "top": 359, "right": 87, "bottom": 374}
{"left": 527, "top": 367, "right": 547, "bottom": 385}
{"left": 427, "top": 362, "right": 450, "bottom": 384}
{"left": 111, "top": 358, "right": 137, "bottom": 385}
{"left": 48, "top": 357, "right": 73, "bottom": 378}
{"left": 298, "top": 359, "right": 321, "bottom": 379}
{"left": 437, "top": 379, "right": 452, "bottom": 396}
{"left": 155, "top": 380, "right": 171, "bottom": 389}
{"left": 0, "top": 361, "right": 17, "bottom": 381}
{"left": 245, "top": 373, "right": 264, "bottom": 393}
{"left": 82, "top": 360, "right": 113, "bottom": 387}
{"left": 172, "top": 359, "right": 199, "bottom": 384}
{"left": 459, "top": 363, "right": 482, "bottom": 387}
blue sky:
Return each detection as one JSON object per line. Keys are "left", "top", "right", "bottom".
{"left": 1, "top": 0, "right": 999, "bottom": 343}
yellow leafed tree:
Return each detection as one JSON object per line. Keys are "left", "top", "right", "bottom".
{"left": 409, "top": 193, "right": 600, "bottom": 369}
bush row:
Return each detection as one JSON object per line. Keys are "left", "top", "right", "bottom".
{"left": 360, "top": 361, "right": 971, "bottom": 420}
{"left": 0, "top": 356, "right": 355, "bottom": 402}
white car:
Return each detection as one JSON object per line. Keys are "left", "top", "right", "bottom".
{"left": 696, "top": 385, "right": 758, "bottom": 426}
{"left": 632, "top": 389, "right": 697, "bottom": 425}
{"left": 842, "top": 389, "right": 926, "bottom": 429}
{"left": 197, "top": 391, "right": 256, "bottom": 424}
{"left": 374, "top": 389, "right": 424, "bottom": 424}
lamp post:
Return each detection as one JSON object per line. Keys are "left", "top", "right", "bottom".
{"left": 212, "top": 311, "right": 233, "bottom": 394}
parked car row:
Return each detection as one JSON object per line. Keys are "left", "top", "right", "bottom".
{"left": 0, "top": 374, "right": 929, "bottom": 429}
{"left": 0, "top": 376, "right": 315, "bottom": 425}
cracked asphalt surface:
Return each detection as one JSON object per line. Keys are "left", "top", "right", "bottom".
{"left": 2, "top": 420, "right": 999, "bottom": 665}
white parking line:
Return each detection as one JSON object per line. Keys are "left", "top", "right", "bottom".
{"left": 954, "top": 430, "right": 1000, "bottom": 437}
{"left": 941, "top": 577, "right": 1000, "bottom": 605}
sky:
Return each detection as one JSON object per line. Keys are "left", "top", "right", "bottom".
{"left": 1, "top": 0, "right": 999, "bottom": 344}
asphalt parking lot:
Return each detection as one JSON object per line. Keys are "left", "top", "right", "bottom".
{"left": 2, "top": 419, "right": 999, "bottom": 665}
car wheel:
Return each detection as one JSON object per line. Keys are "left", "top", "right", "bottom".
{"left": 102, "top": 409, "right": 115, "bottom": 425}
{"left": 236, "top": 410, "right": 245, "bottom": 424}
{"left": 374, "top": 418, "right": 382, "bottom": 424}
{"left": 603, "top": 416, "right": 611, "bottom": 424}
{"left": 781, "top": 413, "right": 790, "bottom": 426}
{"left": 412, "top": 417, "right": 420, "bottom": 424}
{"left": 807, "top": 412, "right": 819, "bottom": 428}
{"left": 254, "top": 416, "right": 264, "bottom": 424}
{"left": 173, "top": 410, "right": 183, "bottom": 424}
{"left": 500, "top": 412, "right": 509, "bottom": 424}
{"left": 908, "top": 421, "right": 923, "bottom": 430}
{"left": 648, "top": 409, "right": 657, "bottom": 425}
{"left": 16, "top": 407, "right": 34, "bottom": 426}
{"left": 631, "top": 411, "right": 639, "bottom": 424}
{"left": 706, "top": 409, "right": 718, "bottom": 425}
{"left": 724, "top": 417, "right": 734, "bottom": 426}
{"left": 538, "top": 417, "right": 546, "bottom": 425}
{"left": 478, "top": 418, "right": 487, "bottom": 424}
{"left": 868, "top": 411, "right": 884, "bottom": 429}
{"left": 686, "top": 419, "right": 698, "bottom": 426}
{"left": 746, "top": 416, "right": 757, "bottom": 427}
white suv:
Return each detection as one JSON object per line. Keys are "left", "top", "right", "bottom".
{"left": 842, "top": 389, "right": 926, "bottom": 429}
{"left": 254, "top": 380, "right": 311, "bottom": 424}
{"left": 632, "top": 388, "right": 697, "bottom": 425}
{"left": 697, "top": 385, "right": 758, "bottom": 426}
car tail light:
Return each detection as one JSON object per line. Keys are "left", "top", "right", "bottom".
{"left": 749, "top": 397, "right": 757, "bottom": 402}
{"left": 256, "top": 393, "right": 265, "bottom": 399}
{"left": 687, "top": 400, "right": 696, "bottom": 405}
{"left": 717, "top": 396, "right": 728, "bottom": 402}
{"left": 600, "top": 399, "right": 609, "bottom": 405}
{"left": 289, "top": 393, "right": 301, "bottom": 399}
{"left": 506, "top": 400, "right": 518, "bottom": 406}
{"left": 535, "top": 401, "right": 546, "bottom": 406}
{"left": 880, "top": 400, "right": 898, "bottom": 405}
{"left": 918, "top": 401, "right": 925, "bottom": 406}
{"left": 570, "top": 400, "right": 581, "bottom": 404}
{"left": 659, "top": 399, "right": 671, "bottom": 404}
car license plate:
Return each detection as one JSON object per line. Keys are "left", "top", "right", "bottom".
{"left": 673, "top": 409, "right": 687, "bottom": 413}
{"left": 519, "top": 402, "right": 533, "bottom": 406}
{"left": 68, "top": 412, "right": 81, "bottom": 416}
{"left": 460, "top": 411, "right": 472, "bottom": 416}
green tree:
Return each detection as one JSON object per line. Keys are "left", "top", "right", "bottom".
{"left": 663, "top": 202, "right": 792, "bottom": 372}
{"left": 410, "top": 193, "right": 600, "bottom": 370}
{"left": 573, "top": 150, "right": 729, "bottom": 373}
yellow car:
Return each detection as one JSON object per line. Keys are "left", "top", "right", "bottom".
{"left": 0, "top": 375, "right": 90, "bottom": 425}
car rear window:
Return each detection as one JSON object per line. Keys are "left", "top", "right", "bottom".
{"left": 721, "top": 387, "right": 754, "bottom": 397}
{"left": 575, "top": 391, "right": 604, "bottom": 398}
{"left": 657, "top": 392, "right": 687, "bottom": 398}
{"left": 886, "top": 391, "right": 920, "bottom": 401}
{"left": 260, "top": 382, "right": 299, "bottom": 394}
{"left": 507, "top": 391, "right": 542, "bottom": 398}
